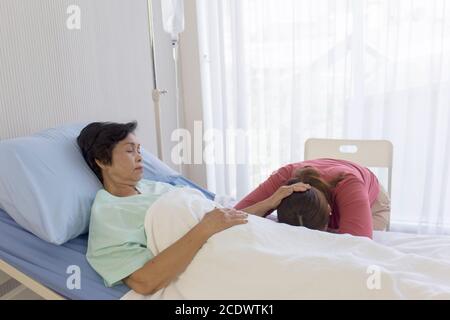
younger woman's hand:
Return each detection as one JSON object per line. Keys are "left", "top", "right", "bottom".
{"left": 267, "top": 182, "right": 311, "bottom": 209}
{"left": 199, "top": 208, "right": 248, "bottom": 238}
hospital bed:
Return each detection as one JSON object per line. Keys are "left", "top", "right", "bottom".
{"left": 3, "top": 192, "right": 449, "bottom": 300}
{"left": 1, "top": 128, "right": 449, "bottom": 300}
{"left": 0, "top": 176, "right": 214, "bottom": 300}
{"left": 0, "top": 207, "right": 127, "bottom": 300}
{"left": 0, "top": 122, "right": 216, "bottom": 299}
{"left": 2, "top": 201, "right": 443, "bottom": 300}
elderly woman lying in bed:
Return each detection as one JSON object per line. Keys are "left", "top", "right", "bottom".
{"left": 77, "top": 121, "right": 310, "bottom": 295}
{"left": 77, "top": 121, "right": 246, "bottom": 295}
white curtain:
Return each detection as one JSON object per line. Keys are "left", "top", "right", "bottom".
{"left": 196, "top": 0, "right": 450, "bottom": 234}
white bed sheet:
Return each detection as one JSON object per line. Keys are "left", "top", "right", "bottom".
{"left": 372, "top": 230, "right": 450, "bottom": 260}
{"left": 121, "top": 189, "right": 450, "bottom": 299}
{"left": 121, "top": 231, "right": 450, "bottom": 300}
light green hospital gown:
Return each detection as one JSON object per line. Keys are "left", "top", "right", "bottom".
{"left": 86, "top": 179, "right": 176, "bottom": 287}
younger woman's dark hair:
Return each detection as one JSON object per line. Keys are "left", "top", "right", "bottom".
{"left": 77, "top": 121, "right": 138, "bottom": 183}
{"left": 276, "top": 166, "right": 346, "bottom": 230}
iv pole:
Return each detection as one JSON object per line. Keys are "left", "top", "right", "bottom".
{"left": 146, "top": 0, "right": 166, "bottom": 161}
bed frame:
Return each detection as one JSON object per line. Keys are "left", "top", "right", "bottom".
{"left": 0, "top": 259, "right": 65, "bottom": 300}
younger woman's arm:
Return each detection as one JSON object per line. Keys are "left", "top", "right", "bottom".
{"left": 335, "top": 177, "right": 373, "bottom": 239}
{"left": 234, "top": 164, "right": 310, "bottom": 217}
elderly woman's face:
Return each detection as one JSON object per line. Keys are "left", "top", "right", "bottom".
{"left": 101, "top": 133, "right": 144, "bottom": 184}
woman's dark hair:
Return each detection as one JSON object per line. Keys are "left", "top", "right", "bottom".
{"left": 77, "top": 121, "right": 138, "bottom": 183}
{"left": 276, "top": 167, "right": 346, "bottom": 230}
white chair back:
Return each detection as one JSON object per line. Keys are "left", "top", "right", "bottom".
{"left": 304, "top": 138, "right": 393, "bottom": 196}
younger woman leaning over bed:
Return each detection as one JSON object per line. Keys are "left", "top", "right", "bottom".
{"left": 77, "top": 121, "right": 248, "bottom": 295}
{"left": 234, "top": 159, "right": 391, "bottom": 239}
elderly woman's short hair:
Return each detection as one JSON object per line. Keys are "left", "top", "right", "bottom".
{"left": 77, "top": 121, "right": 137, "bottom": 183}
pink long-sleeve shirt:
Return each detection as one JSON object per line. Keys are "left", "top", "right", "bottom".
{"left": 234, "top": 158, "right": 380, "bottom": 239}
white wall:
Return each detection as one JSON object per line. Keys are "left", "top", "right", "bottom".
{"left": 0, "top": 0, "right": 158, "bottom": 153}
{"left": 0, "top": 0, "right": 209, "bottom": 188}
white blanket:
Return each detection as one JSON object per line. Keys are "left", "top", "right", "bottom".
{"left": 122, "top": 188, "right": 450, "bottom": 300}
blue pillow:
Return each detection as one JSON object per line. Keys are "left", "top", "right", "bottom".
{"left": 0, "top": 123, "right": 214, "bottom": 244}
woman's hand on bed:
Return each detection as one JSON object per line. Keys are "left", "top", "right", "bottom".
{"left": 267, "top": 182, "right": 311, "bottom": 209}
{"left": 199, "top": 208, "right": 248, "bottom": 237}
